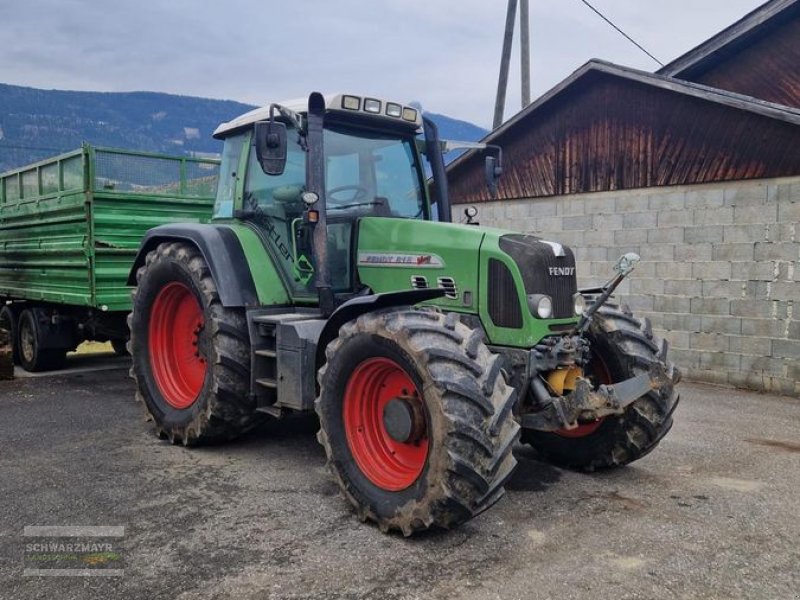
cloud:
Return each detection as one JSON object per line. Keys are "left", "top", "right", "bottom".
{"left": 0, "top": 0, "right": 765, "bottom": 128}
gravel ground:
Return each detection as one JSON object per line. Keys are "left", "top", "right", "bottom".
{"left": 0, "top": 365, "right": 798, "bottom": 600}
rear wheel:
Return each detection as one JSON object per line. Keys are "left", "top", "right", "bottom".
{"left": 129, "top": 241, "right": 260, "bottom": 445}
{"left": 316, "top": 309, "right": 519, "bottom": 535}
{"left": 17, "top": 309, "right": 67, "bottom": 372}
{"left": 524, "top": 304, "right": 680, "bottom": 471}
{"left": 0, "top": 306, "right": 20, "bottom": 365}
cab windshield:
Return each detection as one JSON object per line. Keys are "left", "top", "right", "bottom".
{"left": 324, "top": 126, "right": 426, "bottom": 219}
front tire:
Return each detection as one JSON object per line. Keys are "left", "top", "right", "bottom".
{"left": 316, "top": 309, "right": 519, "bottom": 535}
{"left": 129, "top": 241, "right": 260, "bottom": 445}
{"left": 524, "top": 304, "right": 680, "bottom": 471}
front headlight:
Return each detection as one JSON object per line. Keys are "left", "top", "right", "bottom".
{"left": 573, "top": 293, "right": 586, "bottom": 316}
{"left": 528, "top": 294, "right": 553, "bottom": 319}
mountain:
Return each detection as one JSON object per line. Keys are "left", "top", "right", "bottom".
{"left": 0, "top": 83, "right": 487, "bottom": 172}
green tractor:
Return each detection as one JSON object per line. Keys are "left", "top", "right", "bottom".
{"left": 128, "top": 92, "right": 680, "bottom": 535}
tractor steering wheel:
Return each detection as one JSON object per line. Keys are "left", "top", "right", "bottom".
{"left": 327, "top": 185, "right": 369, "bottom": 204}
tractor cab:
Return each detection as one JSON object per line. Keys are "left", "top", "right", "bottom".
{"left": 210, "top": 93, "right": 499, "bottom": 309}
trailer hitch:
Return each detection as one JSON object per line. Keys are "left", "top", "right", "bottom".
{"left": 521, "top": 361, "right": 669, "bottom": 432}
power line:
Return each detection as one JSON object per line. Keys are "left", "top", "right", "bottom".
{"left": 577, "top": 0, "right": 664, "bottom": 67}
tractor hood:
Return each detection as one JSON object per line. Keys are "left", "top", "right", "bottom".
{"left": 356, "top": 217, "right": 580, "bottom": 348}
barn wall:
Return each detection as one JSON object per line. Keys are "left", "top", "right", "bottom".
{"left": 454, "top": 176, "right": 800, "bottom": 398}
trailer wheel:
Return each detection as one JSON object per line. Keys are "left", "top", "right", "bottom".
{"left": 17, "top": 309, "right": 67, "bottom": 372}
{"left": 129, "top": 241, "right": 260, "bottom": 445}
{"left": 316, "top": 309, "right": 519, "bottom": 535}
{"left": 523, "top": 304, "right": 680, "bottom": 471}
{"left": 0, "top": 306, "right": 20, "bottom": 365}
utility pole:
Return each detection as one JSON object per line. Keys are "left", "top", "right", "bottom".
{"left": 520, "top": 0, "right": 531, "bottom": 108}
{"left": 493, "top": 0, "right": 517, "bottom": 130}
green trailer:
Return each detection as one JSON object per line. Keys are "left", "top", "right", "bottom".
{"left": 0, "top": 144, "right": 218, "bottom": 371}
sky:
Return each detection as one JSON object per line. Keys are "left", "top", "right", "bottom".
{"left": 0, "top": 0, "right": 767, "bottom": 129}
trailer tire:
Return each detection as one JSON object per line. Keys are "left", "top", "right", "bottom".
{"left": 129, "top": 241, "right": 260, "bottom": 445}
{"left": 17, "top": 309, "right": 67, "bottom": 372}
{"left": 523, "top": 303, "right": 680, "bottom": 471}
{"left": 0, "top": 306, "right": 20, "bottom": 365}
{"left": 316, "top": 308, "right": 519, "bottom": 535}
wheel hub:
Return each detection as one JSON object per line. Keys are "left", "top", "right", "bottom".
{"left": 383, "top": 396, "right": 426, "bottom": 444}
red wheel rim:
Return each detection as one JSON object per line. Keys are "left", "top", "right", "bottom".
{"left": 148, "top": 282, "right": 207, "bottom": 409}
{"left": 343, "top": 357, "right": 428, "bottom": 491}
{"left": 555, "top": 353, "right": 612, "bottom": 438}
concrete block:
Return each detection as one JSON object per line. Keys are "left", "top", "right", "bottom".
{"left": 648, "top": 191, "right": 685, "bottom": 211}
{"left": 754, "top": 242, "right": 799, "bottom": 261}
{"left": 698, "top": 350, "right": 740, "bottom": 370}
{"left": 688, "top": 368, "right": 730, "bottom": 387}
{"left": 584, "top": 196, "right": 616, "bottom": 215}
{"left": 669, "top": 348, "right": 701, "bottom": 369}
{"left": 702, "top": 280, "right": 745, "bottom": 299}
{"left": 763, "top": 376, "right": 797, "bottom": 397}
{"left": 562, "top": 215, "right": 593, "bottom": 230}
{"left": 741, "top": 318, "right": 786, "bottom": 338}
{"left": 724, "top": 184, "right": 769, "bottom": 206}
{"left": 778, "top": 198, "right": 800, "bottom": 222}
{"left": 660, "top": 330, "right": 690, "bottom": 349}
{"left": 630, "top": 278, "right": 665, "bottom": 295}
{"left": 675, "top": 243, "right": 712, "bottom": 262}
{"left": 727, "top": 370, "right": 766, "bottom": 391}
{"left": 614, "top": 229, "right": 649, "bottom": 245}
{"left": 648, "top": 227, "right": 684, "bottom": 244}
{"left": 712, "top": 243, "right": 754, "bottom": 261}
{"left": 656, "top": 261, "right": 693, "bottom": 279}
{"left": 690, "top": 297, "right": 730, "bottom": 315}
{"left": 615, "top": 195, "right": 647, "bottom": 212}
{"left": 665, "top": 279, "right": 702, "bottom": 297}
{"left": 557, "top": 197, "right": 586, "bottom": 216}
{"left": 656, "top": 295, "right": 693, "bottom": 314}
{"left": 723, "top": 224, "right": 768, "bottom": 244}
{"left": 583, "top": 229, "right": 616, "bottom": 246}
{"left": 740, "top": 355, "right": 786, "bottom": 377}
{"left": 700, "top": 315, "right": 742, "bottom": 335}
{"left": 690, "top": 332, "right": 729, "bottom": 351}
{"left": 728, "top": 335, "right": 772, "bottom": 356}
{"left": 574, "top": 246, "right": 608, "bottom": 262}
{"left": 555, "top": 231, "right": 585, "bottom": 246}
{"left": 730, "top": 261, "right": 774, "bottom": 282}
{"left": 685, "top": 188, "right": 724, "bottom": 209}
{"left": 730, "top": 299, "right": 778, "bottom": 319}
{"left": 685, "top": 226, "right": 724, "bottom": 244}
{"left": 528, "top": 198, "right": 558, "bottom": 218}
{"left": 533, "top": 216, "right": 562, "bottom": 233}
{"left": 692, "top": 261, "right": 732, "bottom": 281}
{"left": 775, "top": 223, "right": 798, "bottom": 242}
{"left": 772, "top": 339, "right": 800, "bottom": 359}
{"left": 630, "top": 261, "right": 655, "bottom": 278}
{"left": 593, "top": 213, "right": 624, "bottom": 231}
{"left": 623, "top": 211, "right": 657, "bottom": 229}
{"left": 657, "top": 210, "right": 694, "bottom": 227}
{"left": 733, "top": 202, "right": 778, "bottom": 224}
{"left": 788, "top": 320, "right": 800, "bottom": 340}
{"left": 694, "top": 207, "right": 734, "bottom": 226}
{"left": 662, "top": 312, "right": 702, "bottom": 332}
{"left": 769, "top": 282, "right": 799, "bottom": 301}
{"left": 642, "top": 244, "right": 675, "bottom": 261}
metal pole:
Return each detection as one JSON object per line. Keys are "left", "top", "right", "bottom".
{"left": 493, "top": 0, "right": 517, "bottom": 130}
{"left": 520, "top": 0, "right": 531, "bottom": 108}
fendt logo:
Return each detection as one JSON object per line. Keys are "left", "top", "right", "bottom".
{"left": 548, "top": 266, "right": 575, "bottom": 276}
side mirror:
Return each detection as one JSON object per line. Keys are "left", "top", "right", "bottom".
{"left": 485, "top": 151, "right": 503, "bottom": 197}
{"left": 255, "top": 120, "right": 287, "bottom": 176}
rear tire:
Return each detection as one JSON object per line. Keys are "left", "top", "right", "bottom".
{"left": 17, "top": 309, "right": 67, "bottom": 372}
{"left": 316, "top": 309, "right": 519, "bottom": 535}
{"left": 129, "top": 241, "right": 260, "bottom": 445}
{"left": 0, "top": 306, "right": 20, "bottom": 365}
{"left": 523, "top": 303, "right": 680, "bottom": 471}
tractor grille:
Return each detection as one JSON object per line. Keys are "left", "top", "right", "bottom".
{"left": 488, "top": 259, "right": 523, "bottom": 328}
{"left": 499, "top": 234, "right": 577, "bottom": 319}
{"left": 437, "top": 276, "right": 458, "bottom": 299}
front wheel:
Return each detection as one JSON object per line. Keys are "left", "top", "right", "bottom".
{"left": 316, "top": 309, "right": 519, "bottom": 536}
{"left": 129, "top": 241, "right": 260, "bottom": 445}
{"left": 523, "top": 304, "right": 680, "bottom": 471}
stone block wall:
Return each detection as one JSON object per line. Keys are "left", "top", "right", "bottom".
{"left": 455, "top": 175, "right": 800, "bottom": 397}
